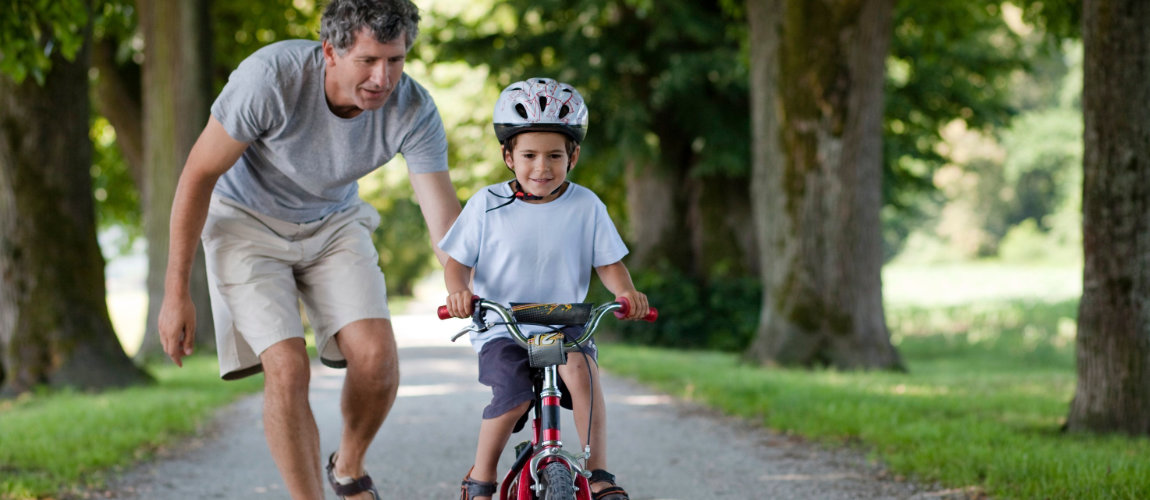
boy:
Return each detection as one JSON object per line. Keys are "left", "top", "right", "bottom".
{"left": 440, "top": 78, "right": 646, "bottom": 500}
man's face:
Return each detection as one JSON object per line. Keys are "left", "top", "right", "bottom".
{"left": 323, "top": 28, "right": 407, "bottom": 118}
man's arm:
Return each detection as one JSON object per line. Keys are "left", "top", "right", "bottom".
{"left": 409, "top": 170, "right": 462, "bottom": 266}
{"left": 595, "top": 261, "right": 650, "bottom": 320}
{"left": 157, "top": 116, "right": 249, "bottom": 366}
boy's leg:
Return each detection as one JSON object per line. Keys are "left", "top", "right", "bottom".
{"left": 470, "top": 400, "right": 532, "bottom": 498}
{"left": 331, "top": 318, "right": 399, "bottom": 498}
{"left": 260, "top": 338, "right": 325, "bottom": 499}
{"left": 558, "top": 355, "right": 612, "bottom": 492}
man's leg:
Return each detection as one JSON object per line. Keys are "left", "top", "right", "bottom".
{"left": 330, "top": 317, "right": 399, "bottom": 498}
{"left": 261, "top": 338, "right": 325, "bottom": 500}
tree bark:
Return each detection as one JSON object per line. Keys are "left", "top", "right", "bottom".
{"left": 1066, "top": 0, "right": 1150, "bottom": 436}
{"left": 745, "top": 0, "right": 902, "bottom": 370}
{"left": 0, "top": 15, "right": 151, "bottom": 395}
{"left": 134, "top": 0, "right": 216, "bottom": 362}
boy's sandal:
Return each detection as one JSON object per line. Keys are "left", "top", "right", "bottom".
{"left": 326, "top": 452, "right": 381, "bottom": 500}
{"left": 589, "top": 469, "right": 630, "bottom": 500}
{"left": 460, "top": 466, "right": 497, "bottom": 500}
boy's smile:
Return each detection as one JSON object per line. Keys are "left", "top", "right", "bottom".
{"left": 505, "top": 131, "right": 580, "bottom": 202}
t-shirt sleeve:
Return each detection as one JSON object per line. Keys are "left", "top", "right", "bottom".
{"left": 437, "top": 193, "right": 484, "bottom": 267}
{"left": 591, "top": 197, "right": 629, "bottom": 267}
{"left": 399, "top": 97, "right": 449, "bottom": 174}
{"left": 210, "top": 57, "right": 283, "bottom": 143}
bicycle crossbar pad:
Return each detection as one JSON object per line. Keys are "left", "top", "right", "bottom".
{"left": 510, "top": 303, "right": 592, "bottom": 325}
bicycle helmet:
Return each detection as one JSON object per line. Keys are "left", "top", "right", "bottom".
{"left": 493, "top": 78, "right": 588, "bottom": 145}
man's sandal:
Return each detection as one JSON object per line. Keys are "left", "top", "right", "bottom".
{"left": 589, "top": 469, "right": 630, "bottom": 500}
{"left": 326, "top": 452, "right": 381, "bottom": 500}
{"left": 460, "top": 466, "right": 497, "bottom": 500}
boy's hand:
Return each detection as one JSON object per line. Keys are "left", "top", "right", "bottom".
{"left": 615, "top": 290, "right": 650, "bottom": 321}
{"left": 446, "top": 289, "right": 475, "bottom": 318}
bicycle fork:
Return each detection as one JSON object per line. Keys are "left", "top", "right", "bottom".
{"left": 521, "top": 365, "right": 592, "bottom": 499}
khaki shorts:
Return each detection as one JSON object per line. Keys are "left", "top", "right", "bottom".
{"left": 202, "top": 195, "right": 390, "bottom": 379}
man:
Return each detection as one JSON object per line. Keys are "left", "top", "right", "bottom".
{"left": 157, "top": 1, "right": 460, "bottom": 498}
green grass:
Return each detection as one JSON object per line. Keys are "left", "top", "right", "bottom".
{"left": 4, "top": 263, "right": 1145, "bottom": 499}
{"left": 599, "top": 296, "right": 1150, "bottom": 499}
{"left": 0, "top": 356, "right": 262, "bottom": 500}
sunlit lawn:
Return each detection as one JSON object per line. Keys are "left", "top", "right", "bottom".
{"left": 599, "top": 262, "right": 1150, "bottom": 499}
{"left": 0, "top": 357, "right": 262, "bottom": 500}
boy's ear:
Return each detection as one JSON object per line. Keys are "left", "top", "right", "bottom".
{"left": 568, "top": 145, "right": 581, "bottom": 170}
{"left": 502, "top": 146, "right": 514, "bottom": 170}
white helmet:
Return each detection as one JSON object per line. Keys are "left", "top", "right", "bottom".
{"left": 493, "top": 78, "right": 588, "bottom": 144}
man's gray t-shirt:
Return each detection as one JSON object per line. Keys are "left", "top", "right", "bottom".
{"left": 210, "top": 39, "right": 448, "bottom": 223}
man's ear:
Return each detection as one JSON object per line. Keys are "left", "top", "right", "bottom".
{"left": 322, "top": 40, "right": 337, "bottom": 66}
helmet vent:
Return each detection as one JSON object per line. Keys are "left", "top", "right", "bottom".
{"left": 558, "top": 105, "right": 570, "bottom": 119}
{"left": 515, "top": 103, "right": 528, "bottom": 119}
{"left": 538, "top": 96, "right": 549, "bottom": 111}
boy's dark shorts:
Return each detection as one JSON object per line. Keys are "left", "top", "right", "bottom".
{"left": 477, "top": 326, "right": 598, "bottom": 422}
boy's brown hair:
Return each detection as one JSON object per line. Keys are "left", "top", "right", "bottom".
{"left": 502, "top": 132, "right": 579, "bottom": 158}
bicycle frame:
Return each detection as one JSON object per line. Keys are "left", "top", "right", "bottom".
{"left": 439, "top": 298, "right": 656, "bottom": 500}
{"left": 505, "top": 360, "right": 592, "bottom": 500}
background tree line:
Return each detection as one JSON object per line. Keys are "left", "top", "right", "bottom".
{"left": 2, "top": 0, "right": 1146, "bottom": 435}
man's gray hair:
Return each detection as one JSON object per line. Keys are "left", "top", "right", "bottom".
{"left": 320, "top": 0, "right": 420, "bottom": 54}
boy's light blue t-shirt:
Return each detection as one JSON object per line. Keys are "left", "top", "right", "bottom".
{"left": 211, "top": 40, "right": 448, "bottom": 223}
{"left": 438, "top": 182, "right": 629, "bottom": 352}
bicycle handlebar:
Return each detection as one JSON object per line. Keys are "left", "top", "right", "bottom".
{"left": 437, "top": 297, "right": 657, "bottom": 350}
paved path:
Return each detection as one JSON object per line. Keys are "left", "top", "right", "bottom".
{"left": 100, "top": 312, "right": 954, "bottom": 499}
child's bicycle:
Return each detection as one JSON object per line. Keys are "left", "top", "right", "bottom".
{"left": 438, "top": 297, "right": 657, "bottom": 500}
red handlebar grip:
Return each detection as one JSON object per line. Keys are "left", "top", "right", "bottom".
{"left": 644, "top": 307, "right": 659, "bottom": 322}
{"left": 614, "top": 297, "right": 658, "bottom": 322}
{"left": 437, "top": 305, "right": 451, "bottom": 320}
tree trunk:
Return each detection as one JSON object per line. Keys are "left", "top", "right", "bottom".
{"left": 0, "top": 15, "right": 151, "bottom": 395}
{"left": 135, "top": 0, "right": 216, "bottom": 362}
{"left": 625, "top": 145, "right": 757, "bottom": 281}
{"left": 1066, "top": 0, "right": 1150, "bottom": 436}
{"left": 745, "top": 0, "right": 902, "bottom": 370}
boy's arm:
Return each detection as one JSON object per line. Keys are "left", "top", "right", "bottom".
{"left": 444, "top": 256, "right": 475, "bottom": 318}
{"left": 595, "top": 261, "right": 650, "bottom": 320}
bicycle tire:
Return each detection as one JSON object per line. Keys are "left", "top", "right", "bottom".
{"left": 540, "top": 461, "right": 576, "bottom": 500}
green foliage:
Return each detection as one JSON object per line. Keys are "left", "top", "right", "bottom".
{"left": 896, "top": 38, "right": 1082, "bottom": 264}
{"left": 599, "top": 297, "right": 1150, "bottom": 499}
{"left": 91, "top": 116, "right": 141, "bottom": 253}
{"left": 359, "top": 162, "right": 439, "bottom": 296}
{"left": 882, "top": 0, "right": 1030, "bottom": 258}
{"left": 211, "top": 0, "right": 321, "bottom": 90}
{"left": 591, "top": 265, "right": 761, "bottom": 352}
{"left": 0, "top": 0, "right": 89, "bottom": 85}
{"left": 0, "top": 357, "right": 261, "bottom": 499}
{"left": 427, "top": 0, "right": 750, "bottom": 218}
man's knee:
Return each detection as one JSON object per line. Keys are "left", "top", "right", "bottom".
{"left": 261, "top": 339, "right": 311, "bottom": 393}
{"left": 339, "top": 319, "right": 398, "bottom": 371}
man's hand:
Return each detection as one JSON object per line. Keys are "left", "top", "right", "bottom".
{"left": 158, "top": 293, "right": 196, "bottom": 367}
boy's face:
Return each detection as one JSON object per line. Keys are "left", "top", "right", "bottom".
{"left": 322, "top": 28, "right": 407, "bottom": 118}
{"left": 505, "top": 132, "right": 579, "bottom": 200}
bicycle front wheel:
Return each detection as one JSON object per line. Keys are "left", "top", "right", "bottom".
{"left": 539, "top": 461, "right": 576, "bottom": 500}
